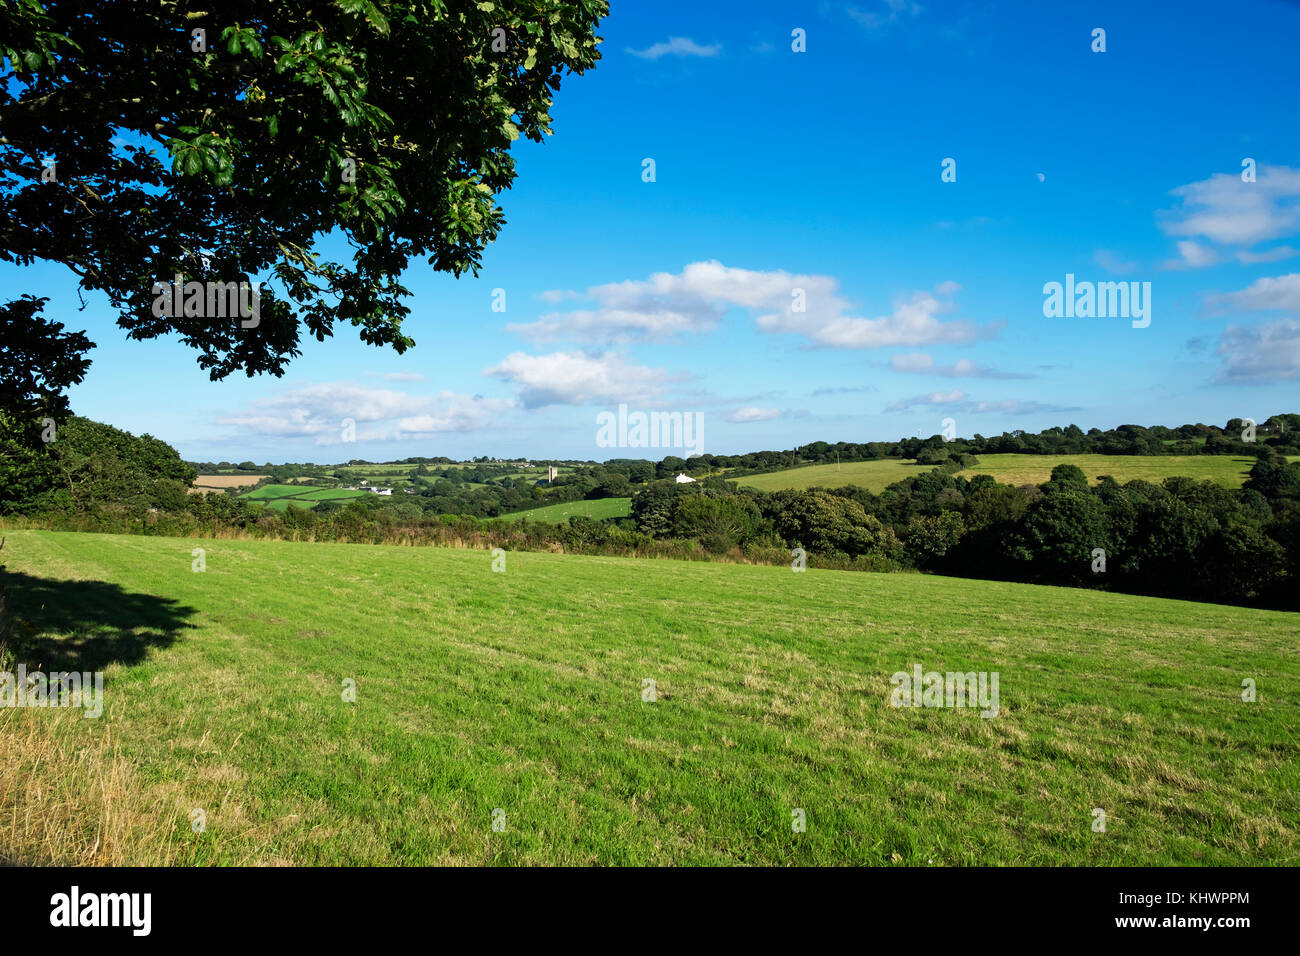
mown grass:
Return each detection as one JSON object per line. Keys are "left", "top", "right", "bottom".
{"left": 737, "top": 459, "right": 926, "bottom": 492}
{"left": 735, "top": 453, "right": 1300, "bottom": 493}
{"left": 1, "top": 529, "right": 1296, "bottom": 866}
{"left": 955, "top": 454, "right": 1291, "bottom": 488}
{"left": 240, "top": 484, "right": 370, "bottom": 511}
{"left": 499, "top": 498, "right": 632, "bottom": 523}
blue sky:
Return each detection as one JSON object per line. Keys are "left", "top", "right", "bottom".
{"left": 7, "top": 0, "right": 1300, "bottom": 463}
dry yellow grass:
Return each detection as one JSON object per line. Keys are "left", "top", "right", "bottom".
{"left": 0, "top": 709, "right": 188, "bottom": 865}
{"left": 191, "top": 474, "right": 268, "bottom": 490}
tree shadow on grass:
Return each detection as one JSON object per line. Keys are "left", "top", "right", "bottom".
{"left": 1, "top": 570, "right": 199, "bottom": 672}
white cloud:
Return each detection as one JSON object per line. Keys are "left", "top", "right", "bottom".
{"left": 217, "top": 383, "right": 512, "bottom": 444}
{"left": 1207, "top": 273, "right": 1300, "bottom": 314}
{"left": 888, "top": 353, "right": 1031, "bottom": 379}
{"left": 483, "top": 351, "right": 680, "bottom": 408}
{"left": 1159, "top": 165, "right": 1300, "bottom": 265}
{"left": 626, "top": 37, "right": 721, "bottom": 59}
{"left": 377, "top": 371, "right": 426, "bottom": 382}
{"left": 1163, "top": 239, "right": 1220, "bottom": 270}
{"left": 885, "top": 390, "right": 967, "bottom": 412}
{"left": 511, "top": 307, "right": 716, "bottom": 343}
{"left": 537, "top": 289, "right": 581, "bottom": 304}
{"left": 758, "top": 279, "right": 991, "bottom": 349}
{"left": 848, "top": 0, "right": 924, "bottom": 30}
{"left": 886, "top": 391, "right": 1078, "bottom": 414}
{"left": 726, "top": 407, "right": 782, "bottom": 423}
{"left": 966, "top": 399, "right": 1080, "bottom": 415}
{"left": 511, "top": 261, "right": 794, "bottom": 344}
{"left": 1093, "top": 249, "right": 1137, "bottom": 274}
{"left": 1216, "top": 319, "right": 1300, "bottom": 382}
{"left": 1204, "top": 275, "right": 1300, "bottom": 381}
{"left": 510, "top": 261, "right": 992, "bottom": 349}
{"left": 811, "top": 385, "right": 876, "bottom": 396}
{"left": 1235, "top": 245, "right": 1299, "bottom": 264}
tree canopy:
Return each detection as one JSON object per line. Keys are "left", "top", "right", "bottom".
{"left": 1, "top": 0, "right": 607, "bottom": 395}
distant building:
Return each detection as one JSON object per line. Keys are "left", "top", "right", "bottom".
{"left": 675, "top": 473, "right": 696, "bottom": 483}
{"left": 546, "top": 466, "right": 558, "bottom": 482}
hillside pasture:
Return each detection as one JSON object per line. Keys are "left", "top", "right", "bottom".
{"left": 498, "top": 497, "right": 632, "bottom": 523}
{"left": 735, "top": 453, "right": 1298, "bottom": 494}
{"left": 955, "top": 454, "right": 1279, "bottom": 489}
{"left": 239, "top": 484, "right": 369, "bottom": 511}
{"left": 736, "top": 459, "right": 926, "bottom": 492}
{"left": 1, "top": 529, "right": 1295, "bottom": 866}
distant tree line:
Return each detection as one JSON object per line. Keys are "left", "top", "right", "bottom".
{"left": 4, "top": 416, "right": 1298, "bottom": 609}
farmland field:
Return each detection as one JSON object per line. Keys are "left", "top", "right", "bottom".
{"left": 191, "top": 474, "right": 268, "bottom": 490}
{"left": 735, "top": 454, "right": 1300, "bottom": 493}
{"left": 2, "top": 529, "right": 1296, "bottom": 866}
{"left": 498, "top": 498, "right": 632, "bottom": 523}
{"left": 239, "top": 484, "right": 369, "bottom": 511}
{"left": 954, "top": 454, "right": 1293, "bottom": 488}
{"left": 736, "top": 459, "right": 927, "bottom": 492}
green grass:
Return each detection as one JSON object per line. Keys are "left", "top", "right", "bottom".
{"left": 735, "top": 453, "right": 1300, "bottom": 494}
{"left": 499, "top": 498, "right": 632, "bottom": 523}
{"left": 242, "top": 483, "right": 307, "bottom": 500}
{"left": 955, "top": 454, "right": 1291, "bottom": 488}
{"left": 2, "top": 528, "right": 1296, "bottom": 865}
{"left": 297, "top": 488, "right": 375, "bottom": 501}
{"left": 736, "top": 459, "right": 927, "bottom": 492}
{"left": 239, "top": 484, "right": 369, "bottom": 511}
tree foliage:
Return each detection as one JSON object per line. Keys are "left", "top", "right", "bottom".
{"left": 1, "top": 0, "right": 607, "bottom": 383}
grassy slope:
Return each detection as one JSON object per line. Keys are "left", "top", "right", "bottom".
{"left": 737, "top": 459, "right": 926, "bottom": 492}
{"left": 240, "top": 484, "right": 369, "bottom": 511}
{"left": 736, "top": 453, "right": 1300, "bottom": 493}
{"left": 957, "top": 454, "right": 1274, "bottom": 488}
{"left": 1, "top": 529, "right": 1296, "bottom": 866}
{"left": 498, "top": 498, "right": 632, "bottom": 523}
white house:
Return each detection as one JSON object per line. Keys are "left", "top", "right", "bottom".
{"left": 674, "top": 473, "right": 696, "bottom": 483}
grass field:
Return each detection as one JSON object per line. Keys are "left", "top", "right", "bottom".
{"left": 499, "top": 498, "right": 632, "bottom": 523}
{"left": 736, "top": 459, "right": 928, "bottom": 492}
{"left": 239, "top": 484, "right": 370, "bottom": 511}
{"left": 734, "top": 454, "right": 1300, "bottom": 493}
{"left": 955, "top": 454, "right": 1287, "bottom": 488}
{"left": 2, "top": 529, "right": 1296, "bottom": 866}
